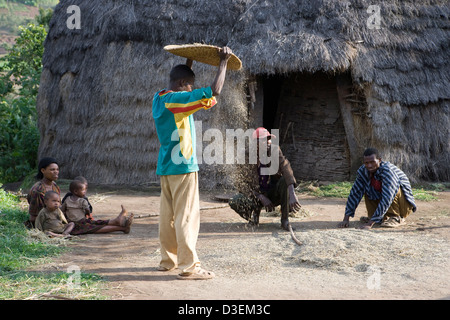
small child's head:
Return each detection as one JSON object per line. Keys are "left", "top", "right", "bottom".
{"left": 44, "top": 191, "right": 60, "bottom": 211}
{"left": 70, "top": 179, "right": 87, "bottom": 198}
{"left": 73, "top": 176, "right": 88, "bottom": 187}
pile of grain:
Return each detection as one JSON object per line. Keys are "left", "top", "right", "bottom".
{"left": 280, "top": 229, "right": 448, "bottom": 273}
{"left": 198, "top": 226, "right": 449, "bottom": 277}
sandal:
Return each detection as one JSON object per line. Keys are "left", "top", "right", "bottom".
{"left": 157, "top": 265, "right": 175, "bottom": 271}
{"left": 177, "top": 267, "right": 215, "bottom": 280}
{"left": 381, "top": 216, "right": 405, "bottom": 228}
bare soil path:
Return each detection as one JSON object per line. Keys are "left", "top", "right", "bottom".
{"left": 36, "top": 186, "right": 450, "bottom": 300}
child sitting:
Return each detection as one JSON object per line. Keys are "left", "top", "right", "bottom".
{"left": 61, "top": 179, "right": 92, "bottom": 222}
{"left": 61, "top": 176, "right": 93, "bottom": 219}
{"left": 61, "top": 178, "right": 133, "bottom": 234}
{"left": 35, "top": 191, "right": 74, "bottom": 238}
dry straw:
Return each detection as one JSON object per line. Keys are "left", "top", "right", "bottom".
{"left": 36, "top": 0, "right": 449, "bottom": 186}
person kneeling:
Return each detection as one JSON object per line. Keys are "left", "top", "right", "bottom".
{"left": 338, "top": 148, "right": 416, "bottom": 230}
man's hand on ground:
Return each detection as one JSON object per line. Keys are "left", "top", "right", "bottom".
{"left": 337, "top": 216, "right": 350, "bottom": 228}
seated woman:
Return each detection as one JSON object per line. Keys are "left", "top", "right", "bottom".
{"left": 28, "top": 157, "right": 133, "bottom": 234}
{"left": 26, "top": 157, "right": 60, "bottom": 228}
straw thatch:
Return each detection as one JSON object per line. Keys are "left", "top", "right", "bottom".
{"left": 36, "top": 0, "right": 449, "bottom": 187}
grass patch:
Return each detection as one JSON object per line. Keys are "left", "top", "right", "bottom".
{"left": 0, "top": 185, "right": 107, "bottom": 299}
{"left": 0, "top": 270, "right": 107, "bottom": 300}
{"left": 296, "top": 180, "right": 448, "bottom": 201}
{"left": 296, "top": 181, "right": 353, "bottom": 198}
{"left": 412, "top": 183, "right": 449, "bottom": 201}
{"left": 0, "top": 197, "right": 64, "bottom": 272}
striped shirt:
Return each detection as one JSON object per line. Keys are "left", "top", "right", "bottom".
{"left": 345, "top": 162, "right": 417, "bottom": 223}
{"left": 152, "top": 87, "right": 216, "bottom": 175}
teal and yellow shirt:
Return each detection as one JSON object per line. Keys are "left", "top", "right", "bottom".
{"left": 152, "top": 87, "right": 216, "bottom": 176}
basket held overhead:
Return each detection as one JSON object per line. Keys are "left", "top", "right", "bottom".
{"left": 164, "top": 43, "right": 242, "bottom": 70}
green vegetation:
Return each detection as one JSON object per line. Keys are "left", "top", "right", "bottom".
{"left": 0, "top": 4, "right": 107, "bottom": 299}
{"left": 0, "top": 23, "right": 45, "bottom": 183}
{"left": 0, "top": 0, "right": 57, "bottom": 37}
{"left": 296, "top": 181, "right": 448, "bottom": 201}
{"left": 411, "top": 183, "right": 450, "bottom": 202}
{"left": 0, "top": 188, "right": 62, "bottom": 272}
{"left": 0, "top": 4, "right": 53, "bottom": 183}
{"left": 0, "top": 186, "right": 107, "bottom": 299}
{"left": 0, "top": 271, "right": 105, "bottom": 300}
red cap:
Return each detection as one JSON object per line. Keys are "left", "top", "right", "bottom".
{"left": 252, "top": 127, "right": 276, "bottom": 139}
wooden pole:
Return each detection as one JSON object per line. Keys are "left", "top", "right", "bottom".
{"left": 336, "top": 74, "right": 361, "bottom": 176}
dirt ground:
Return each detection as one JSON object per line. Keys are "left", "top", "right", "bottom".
{"left": 33, "top": 185, "right": 450, "bottom": 300}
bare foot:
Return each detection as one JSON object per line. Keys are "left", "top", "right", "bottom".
{"left": 110, "top": 205, "right": 128, "bottom": 226}
{"left": 118, "top": 205, "right": 128, "bottom": 227}
{"left": 124, "top": 213, "right": 134, "bottom": 234}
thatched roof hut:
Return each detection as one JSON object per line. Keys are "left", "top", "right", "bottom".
{"left": 37, "top": 0, "right": 449, "bottom": 188}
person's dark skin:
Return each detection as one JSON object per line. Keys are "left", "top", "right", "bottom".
{"left": 30, "top": 162, "right": 59, "bottom": 223}
{"left": 41, "top": 163, "right": 59, "bottom": 189}
{"left": 70, "top": 184, "right": 93, "bottom": 220}
{"left": 43, "top": 192, "right": 75, "bottom": 237}
{"left": 70, "top": 184, "right": 128, "bottom": 228}
{"left": 338, "top": 153, "right": 382, "bottom": 230}
{"left": 169, "top": 47, "right": 232, "bottom": 95}
{"left": 253, "top": 136, "right": 301, "bottom": 214}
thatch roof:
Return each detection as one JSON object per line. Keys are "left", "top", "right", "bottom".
{"left": 37, "top": 0, "right": 449, "bottom": 185}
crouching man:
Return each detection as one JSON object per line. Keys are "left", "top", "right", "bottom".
{"left": 338, "top": 148, "right": 417, "bottom": 230}
{"left": 229, "top": 127, "right": 301, "bottom": 231}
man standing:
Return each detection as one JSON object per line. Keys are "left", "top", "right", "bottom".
{"left": 338, "top": 148, "right": 416, "bottom": 230}
{"left": 229, "top": 127, "right": 301, "bottom": 231}
{"left": 152, "top": 47, "right": 232, "bottom": 280}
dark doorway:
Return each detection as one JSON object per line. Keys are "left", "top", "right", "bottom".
{"left": 258, "top": 72, "right": 351, "bottom": 181}
{"left": 261, "top": 75, "right": 284, "bottom": 129}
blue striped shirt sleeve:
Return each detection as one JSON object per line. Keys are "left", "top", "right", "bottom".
{"left": 344, "top": 168, "right": 366, "bottom": 217}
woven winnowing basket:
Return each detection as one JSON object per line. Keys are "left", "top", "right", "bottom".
{"left": 164, "top": 43, "right": 242, "bottom": 70}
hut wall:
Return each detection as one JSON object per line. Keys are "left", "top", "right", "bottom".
{"left": 37, "top": 39, "right": 249, "bottom": 188}
{"left": 365, "top": 89, "right": 450, "bottom": 182}
{"left": 272, "top": 72, "right": 351, "bottom": 181}
{"left": 37, "top": 0, "right": 449, "bottom": 186}
{"left": 37, "top": 41, "right": 160, "bottom": 185}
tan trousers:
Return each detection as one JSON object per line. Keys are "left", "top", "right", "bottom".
{"left": 159, "top": 172, "right": 200, "bottom": 273}
{"left": 364, "top": 187, "right": 414, "bottom": 221}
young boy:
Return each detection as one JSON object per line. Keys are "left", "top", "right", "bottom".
{"left": 61, "top": 179, "right": 133, "bottom": 234}
{"left": 35, "top": 191, "right": 74, "bottom": 238}
{"left": 61, "top": 180, "right": 92, "bottom": 222}
{"left": 152, "top": 47, "right": 232, "bottom": 280}
{"left": 61, "top": 176, "right": 93, "bottom": 219}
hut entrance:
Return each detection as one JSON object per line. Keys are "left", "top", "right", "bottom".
{"left": 250, "top": 72, "right": 351, "bottom": 181}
